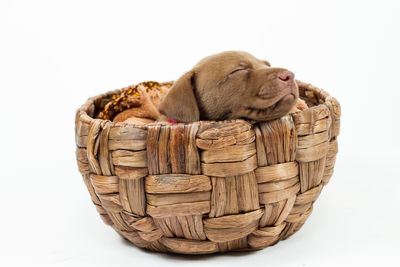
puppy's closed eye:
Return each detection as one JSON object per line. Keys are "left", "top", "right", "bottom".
{"left": 218, "top": 66, "right": 249, "bottom": 85}
{"left": 229, "top": 66, "right": 249, "bottom": 75}
{"left": 230, "top": 68, "right": 247, "bottom": 75}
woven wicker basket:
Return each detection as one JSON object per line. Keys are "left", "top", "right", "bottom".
{"left": 75, "top": 81, "right": 340, "bottom": 254}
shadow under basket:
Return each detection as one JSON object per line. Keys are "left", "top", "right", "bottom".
{"left": 75, "top": 81, "right": 340, "bottom": 255}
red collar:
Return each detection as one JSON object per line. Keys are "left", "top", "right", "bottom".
{"left": 168, "top": 118, "right": 178, "bottom": 124}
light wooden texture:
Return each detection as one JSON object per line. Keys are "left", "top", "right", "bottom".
{"left": 296, "top": 141, "right": 329, "bottom": 162}
{"left": 145, "top": 174, "right": 211, "bottom": 194}
{"left": 146, "top": 191, "right": 211, "bottom": 206}
{"left": 196, "top": 121, "right": 253, "bottom": 150}
{"left": 200, "top": 143, "right": 256, "bottom": 163}
{"left": 147, "top": 124, "right": 201, "bottom": 175}
{"left": 160, "top": 237, "right": 218, "bottom": 254}
{"left": 75, "top": 80, "right": 340, "bottom": 254}
{"left": 203, "top": 209, "right": 263, "bottom": 228}
{"left": 153, "top": 215, "right": 206, "bottom": 240}
{"left": 204, "top": 220, "right": 258, "bottom": 242}
{"left": 201, "top": 154, "right": 257, "bottom": 177}
{"left": 255, "top": 162, "right": 299, "bottom": 183}
{"left": 115, "top": 166, "right": 148, "bottom": 180}
{"left": 109, "top": 126, "right": 147, "bottom": 140}
{"left": 208, "top": 172, "right": 259, "bottom": 217}
{"left": 90, "top": 174, "right": 119, "bottom": 194}
{"left": 108, "top": 139, "right": 146, "bottom": 151}
{"left": 248, "top": 222, "right": 286, "bottom": 248}
{"left": 203, "top": 209, "right": 263, "bottom": 242}
{"left": 119, "top": 178, "right": 146, "bottom": 216}
{"left": 111, "top": 150, "right": 147, "bottom": 167}
{"left": 259, "top": 184, "right": 300, "bottom": 204}
{"left": 146, "top": 201, "right": 211, "bottom": 218}
{"left": 256, "top": 115, "right": 297, "bottom": 165}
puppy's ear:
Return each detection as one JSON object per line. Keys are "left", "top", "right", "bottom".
{"left": 263, "top": 60, "right": 271, "bottom": 67}
{"left": 159, "top": 71, "right": 200, "bottom": 122}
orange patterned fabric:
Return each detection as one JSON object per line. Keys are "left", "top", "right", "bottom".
{"left": 98, "top": 81, "right": 172, "bottom": 121}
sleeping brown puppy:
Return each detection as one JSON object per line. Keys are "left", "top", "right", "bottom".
{"left": 111, "top": 51, "right": 307, "bottom": 124}
{"left": 158, "top": 51, "right": 304, "bottom": 123}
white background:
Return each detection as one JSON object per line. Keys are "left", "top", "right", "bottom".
{"left": 1, "top": 1, "right": 399, "bottom": 266}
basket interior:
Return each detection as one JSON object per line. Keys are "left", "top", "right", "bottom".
{"left": 89, "top": 81, "right": 319, "bottom": 123}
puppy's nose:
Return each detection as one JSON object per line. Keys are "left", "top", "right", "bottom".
{"left": 278, "top": 70, "right": 294, "bottom": 83}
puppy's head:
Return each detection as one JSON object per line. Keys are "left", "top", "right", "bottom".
{"left": 159, "top": 51, "right": 299, "bottom": 122}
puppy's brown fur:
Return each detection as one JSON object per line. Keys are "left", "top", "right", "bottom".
{"left": 159, "top": 51, "right": 303, "bottom": 123}
{"left": 113, "top": 84, "right": 169, "bottom": 123}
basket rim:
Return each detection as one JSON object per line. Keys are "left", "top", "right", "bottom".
{"left": 75, "top": 80, "right": 340, "bottom": 129}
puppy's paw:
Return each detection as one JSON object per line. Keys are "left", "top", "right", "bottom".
{"left": 289, "top": 98, "right": 308, "bottom": 113}
{"left": 151, "top": 114, "right": 171, "bottom": 125}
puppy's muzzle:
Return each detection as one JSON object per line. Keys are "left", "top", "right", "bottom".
{"left": 277, "top": 70, "right": 298, "bottom": 97}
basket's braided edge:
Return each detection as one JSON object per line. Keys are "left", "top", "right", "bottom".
{"left": 75, "top": 80, "right": 340, "bottom": 254}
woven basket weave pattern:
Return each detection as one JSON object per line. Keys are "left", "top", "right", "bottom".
{"left": 75, "top": 81, "right": 340, "bottom": 254}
